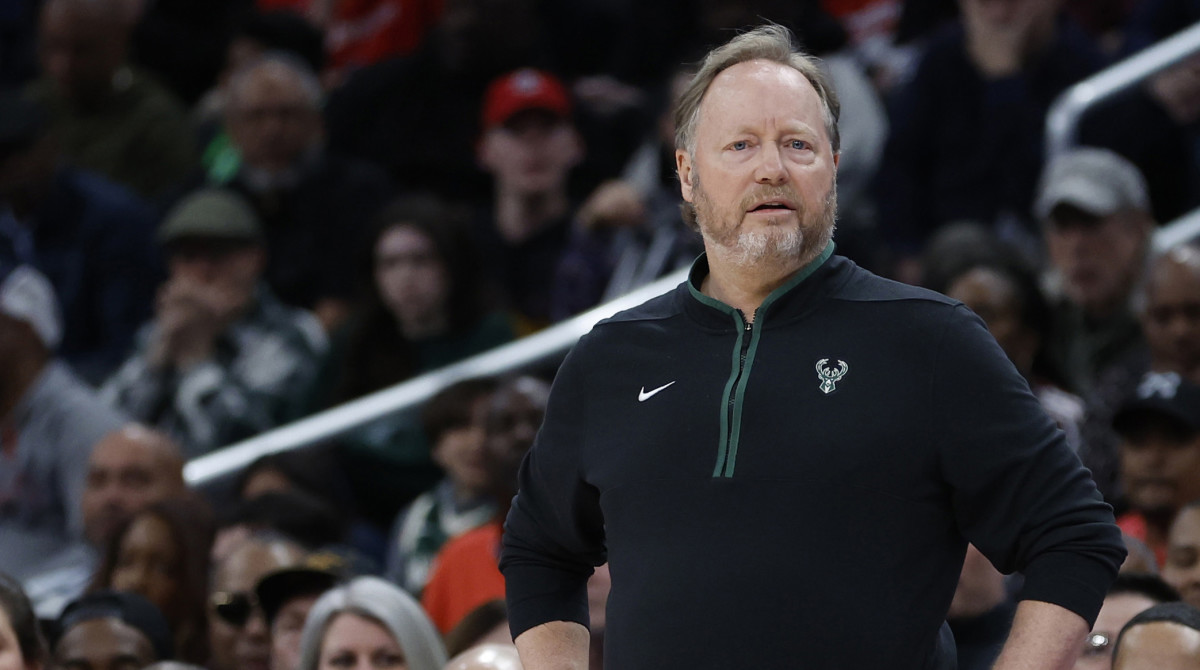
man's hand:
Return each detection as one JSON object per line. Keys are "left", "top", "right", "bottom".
{"left": 991, "top": 600, "right": 1090, "bottom": 669}
{"left": 514, "top": 621, "right": 589, "bottom": 670}
{"left": 577, "top": 180, "right": 646, "bottom": 232}
{"left": 148, "top": 278, "right": 244, "bottom": 370}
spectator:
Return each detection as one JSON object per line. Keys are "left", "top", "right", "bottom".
{"left": 1142, "top": 244, "right": 1200, "bottom": 383}
{"left": 0, "top": 90, "right": 162, "bottom": 383}
{"left": 421, "top": 377, "right": 549, "bottom": 634}
{"left": 1083, "top": 242, "right": 1200, "bottom": 503}
{"left": 326, "top": 197, "right": 513, "bottom": 407}
{"left": 0, "top": 572, "right": 48, "bottom": 670}
{"left": 1075, "top": 573, "right": 1180, "bottom": 670}
{"left": 195, "top": 53, "right": 392, "bottom": 330}
{"left": 0, "top": 265, "right": 125, "bottom": 581}
{"left": 195, "top": 10, "right": 327, "bottom": 175}
{"left": 81, "top": 426, "right": 187, "bottom": 552}
{"left": 876, "top": 0, "right": 1104, "bottom": 275}
{"left": 1114, "top": 372, "right": 1200, "bottom": 567}
{"left": 254, "top": 555, "right": 343, "bottom": 670}
{"left": 102, "top": 188, "right": 327, "bottom": 457}
{"left": 89, "top": 496, "right": 215, "bottom": 665}
{"left": 1038, "top": 147, "right": 1155, "bottom": 396}
{"left": 550, "top": 68, "right": 700, "bottom": 320}
{"left": 444, "top": 643, "right": 524, "bottom": 670}
{"left": 20, "top": 425, "right": 186, "bottom": 618}
{"left": 323, "top": 196, "right": 513, "bottom": 529}
{"left": 296, "top": 576, "right": 446, "bottom": 670}
{"left": 1163, "top": 501, "right": 1200, "bottom": 609}
{"left": 233, "top": 451, "right": 382, "bottom": 567}
{"left": 1111, "top": 602, "right": 1200, "bottom": 668}
{"left": 938, "top": 236, "right": 1085, "bottom": 450}
{"left": 53, "top": 591, "right": 174, "bottom": 667}
{"left": 26, "top": 0, "right": 195, "bottom": 198}
{"left": 385, "top": 378, "right": 500, "bottom": 594}
{"left": 208, "top": 534, "right": 305, "bottom": 670}
{"left": 474, "top": 68, "right": 584, "bottom": 332}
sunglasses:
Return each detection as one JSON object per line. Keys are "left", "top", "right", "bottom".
{"left": 211, "top": 591, "right": 261, "bottom": 627}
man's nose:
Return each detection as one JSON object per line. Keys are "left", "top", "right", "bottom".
{"left": 754, "top": 143, "right": 787, "bottom": 184}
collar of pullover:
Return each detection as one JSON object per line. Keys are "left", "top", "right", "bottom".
{"left": 683, "top": 241, "right": 837, "bottom": 330}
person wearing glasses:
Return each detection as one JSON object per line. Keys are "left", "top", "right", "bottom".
{"left": 208, "top": 535, "right": 305, "bottom": 670}
{"left": 296, "top": 577, "right": 445, "bottom": 670}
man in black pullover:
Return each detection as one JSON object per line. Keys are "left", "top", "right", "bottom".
{"left": 500, "top": 24, "right": 1125, "bottom": 669}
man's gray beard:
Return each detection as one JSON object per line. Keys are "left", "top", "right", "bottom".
{"left": 695, "top": 178, "right": 838, "bottom": 269}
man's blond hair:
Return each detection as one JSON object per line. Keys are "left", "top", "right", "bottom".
{"left": 673, "top": 24, "right": 841, "bottom": 156}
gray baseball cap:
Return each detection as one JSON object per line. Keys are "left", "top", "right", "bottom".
{"left": 158, "top": 188, "right": 263, "bottom": 245}
{"left": 1034, "top": 147, "right": 1150, "bottom": 221}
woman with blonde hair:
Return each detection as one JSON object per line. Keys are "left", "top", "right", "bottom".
{"left": 297, "top": 576, "right": 446, "bottom": 670}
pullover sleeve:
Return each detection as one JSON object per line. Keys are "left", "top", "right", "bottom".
{"left": 500, "top": 336, "right": 607, "bottom": 639}
{"left": 932, "top": 305, "right": 1125, "bottom": 626}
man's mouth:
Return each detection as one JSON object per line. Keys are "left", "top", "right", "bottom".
{"left": 748, "top": 200, "right": 796, "bottom": 213}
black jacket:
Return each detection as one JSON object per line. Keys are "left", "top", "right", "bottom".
{"left": 501, "top": 245, "right": 1125, "bottom": 668}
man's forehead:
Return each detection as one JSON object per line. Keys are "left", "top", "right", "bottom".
{"left": 217, "top": 541, "right": 301, "bottom": 589}
{"left": 698, "top": 59, "right": 824, "bottom": 134}
{"left": 59, "top": 618, "right": 154, "bottom": 658}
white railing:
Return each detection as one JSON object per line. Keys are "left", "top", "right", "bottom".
{"left": 1045, "top": 21, "right": 1200, "bottom": 160}
{"left": 184, "top": 267, "right": 690, "bottom": 485}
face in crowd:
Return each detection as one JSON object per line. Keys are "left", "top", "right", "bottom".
{"left": 373, "top": 224, "right": 450, "bottom": 337}
{"left": 209, "top": 539, "right": 305, "bottom": 670}
{"left": 81, "top": 426, "right": 184, "bottom": 548}
{"left": 478, "top": 109, "right": 583, "bottom": 198}
{"left": 225, "top": 59, "right": 323, "bottom": 177}
{"left": 1044, "top": 205, "right": 1151, "bottom": 319}
{"left": 1142, "top": 247, "right": 1200, "bottom": 379}
{"left": 481, "top": 378, "right": 549, "bottom": 501}
{"left": 1118, "top": 419, "right": 1200, "bottom": 519}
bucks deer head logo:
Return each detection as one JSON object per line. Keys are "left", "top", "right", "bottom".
{"left": 815, "top": 359, "right": 848, "bottom": 394}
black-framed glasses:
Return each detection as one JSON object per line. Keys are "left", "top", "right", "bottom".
{"left": 211, "top": 591, "right": 260, "bottom": 627}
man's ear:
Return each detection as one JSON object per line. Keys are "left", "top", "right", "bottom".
{"left": 676, "top": 149, "right": 694, "bottom": 203}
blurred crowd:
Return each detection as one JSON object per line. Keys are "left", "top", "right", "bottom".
{"left": 2, "top": 0, "right": 1200, "bottom": 668}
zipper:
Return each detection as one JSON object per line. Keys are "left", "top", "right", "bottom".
{"left": 713, "top": 312, "right": 758, "bottom": 477}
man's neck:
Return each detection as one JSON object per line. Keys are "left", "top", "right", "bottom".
{"left": 494, "top": 189, "right": 568, "bottom": 245}
{"left": 701, "top": 248, "right": 820, "bottom": 323}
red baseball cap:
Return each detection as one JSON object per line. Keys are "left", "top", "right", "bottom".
{"left": 482, "top": 68, "right": 571, "bottom": 130}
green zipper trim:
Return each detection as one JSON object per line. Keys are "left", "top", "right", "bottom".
{"left": 723, "top": 320, "right": 763, "bottom": 477}
{"left": 692, "top": 241, "right": 836, "bottom": 478}
{"left": 713, "top": 311, "right": 746, "bottom": 477}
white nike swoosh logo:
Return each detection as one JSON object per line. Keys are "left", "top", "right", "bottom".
{"left": 638, "top": 381, "right": 676, "bottom": 402}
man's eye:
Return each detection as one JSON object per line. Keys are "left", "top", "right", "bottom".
{"left": 790, "top": 140, "right": 810, "bottom": 150}
{"left": 731, "top": 141, "right": 748, "bottom": 150}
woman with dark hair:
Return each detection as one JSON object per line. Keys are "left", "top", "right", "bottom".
{"left": 317, "top": 195, "right": 515, "bottom": 526}
{"left": 0, "top": 572, "right": 47, "bottom": 670}
{"left": 88, "top": 495, "right": 215, "bottom": 664}
{"left": 327, "top": 195, "right": 514, "bottom": 403}
{"left": 937, "top": 240, "right": 1086, "bottom": 451}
